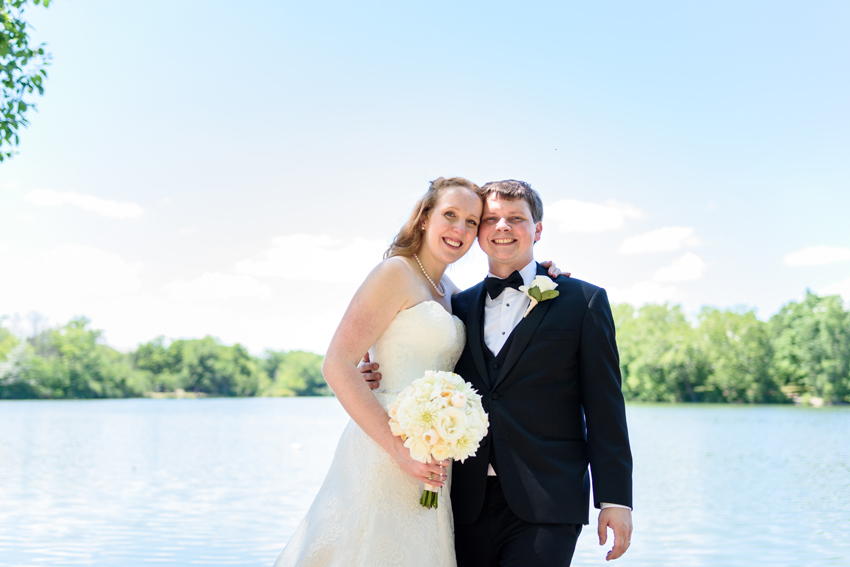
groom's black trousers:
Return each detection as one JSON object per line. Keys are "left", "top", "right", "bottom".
{"left": 454, "top": 476, "right": 582, "bottom": 567}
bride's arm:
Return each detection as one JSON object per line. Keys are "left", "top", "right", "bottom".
{"left": 322, "top": 259, "right": 447, "bottom": 486}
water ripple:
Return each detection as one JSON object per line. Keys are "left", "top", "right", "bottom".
{"left": 1, "top": 399, "right": 848, "bottom": 566}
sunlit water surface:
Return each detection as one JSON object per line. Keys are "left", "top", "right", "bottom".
{"left": 0, "top": 399, "right": 848, "bottom": 566}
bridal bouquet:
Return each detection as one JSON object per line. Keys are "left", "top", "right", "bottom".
{"left": 388, "top": 370, "right": 489, "bottom": 509}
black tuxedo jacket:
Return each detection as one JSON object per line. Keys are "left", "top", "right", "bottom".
{"left": 450, "top": 263, "right": 633, "bottom": 525}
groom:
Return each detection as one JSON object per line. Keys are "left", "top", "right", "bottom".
{"left": 366, "top": 180, "right": 633, "bottom": 565}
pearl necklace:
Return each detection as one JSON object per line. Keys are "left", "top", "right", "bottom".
{"left": 413, "top": 253, "right": 446, "bottom": 297}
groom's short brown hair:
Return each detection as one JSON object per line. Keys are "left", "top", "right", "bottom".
{"left": 481, "top": 180, "right": 544, "bottom": 223}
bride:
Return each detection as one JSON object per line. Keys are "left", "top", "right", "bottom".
{"left": 274, "top": 177, "right": 557, "bottom": 566}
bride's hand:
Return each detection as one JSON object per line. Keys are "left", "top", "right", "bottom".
{"left": 539, "top": 260, "right": 570, "bottom": 279}
{"left": 391, "top": 436, "right": 449, "bottom": 487}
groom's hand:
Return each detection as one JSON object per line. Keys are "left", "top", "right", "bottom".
{"left": 358, "top": 352, "right": 382, "bottom": 390}
{"left": 598, "top": 507, "right": 632, "bottom": 561}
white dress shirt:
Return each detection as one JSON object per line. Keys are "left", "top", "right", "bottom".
{"left": 481, "top": 261, "right": 630, "bottom": 511}
{"left": 483, "top": 260, "right": 539, "bottom": 356}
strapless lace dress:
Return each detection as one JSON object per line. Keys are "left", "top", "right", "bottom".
{"left": 274, "top": 301, "right": 466, "bottom": 567}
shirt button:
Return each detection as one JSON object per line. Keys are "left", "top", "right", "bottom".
{"left": 502, "top": 332, "right": 505, "bottom": 335}
{"left": 506, "top": 303, "right": 510, "bottom": 307}
{"left": 492, "top": 362, "right": 500, "bottom": 370}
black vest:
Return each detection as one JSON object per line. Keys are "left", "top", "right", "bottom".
{"left": 480, "top": 321, "right": 517, "bottom": 474}
{"left": 482, "top": 330, "right": 515, "bottom": 388}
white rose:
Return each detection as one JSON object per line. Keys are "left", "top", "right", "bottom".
{"left": 396, "top": 397, "right": 418, "bottom": 430}
{"left": 388, "top": 400, "right": 400, "bottom": 420}
{"left": 464, "top": 408, "right": 483, "bottom": 430}
{"left": 431, "top": 440, "right": 453, "bottom": 461}
{"left": 404, "top": 436, "right": 431, "bottom": 464}
{"left": 451, "top": 392, "right": 467, "bottom": 408}
{"left": 436, "top": 407, "right": 468, "bottom": 441}
{"left": 389, "top": 419, "right": 405, "bottom": 438}
{"left": 422, "top": 428, "right": 440, "bottom": 445}
{"left": 530, "top": 275, "right": 558, "bottom": 291}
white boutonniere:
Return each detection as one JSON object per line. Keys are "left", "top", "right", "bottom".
{"left": 518, "top": 275, "right": 559, "bottom": 318}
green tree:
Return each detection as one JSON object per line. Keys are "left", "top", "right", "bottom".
{"left": 1, "top": 0, "right": 52, "bottom": 161}
{"left": 133, "top": 336, "right": 180, "bottom": 392}
{"left": 261, "top": 349, "right": 289, "bottom": 380}
{"left": 770, "top": 291, "right": 850, "bottom": 403}
{"left": 8, "top": 317, "right": 146, "bottom": 399}
{"left": 614, "top": 303, "right": 708, "bottom": 402}
{"left": 216, "top": 341, "right": 270, "bottom": 396}
{"left": 0, "top": 341, "right": 40, "bottom": 398}
{"left": 696, "top": 307, "right": 783, "bottom": 402}
{"left": 135, "top": 336, "right": 270, "bottom": 396}
{"left": 265, "top": 350, "right": 330, "bottom": 397}
{"left": 0, "top": 321, "right": 18, "bottom": 359}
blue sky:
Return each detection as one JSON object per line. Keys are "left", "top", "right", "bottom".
{"left": 1, "top": 0, "right": 848, "bottom": 353}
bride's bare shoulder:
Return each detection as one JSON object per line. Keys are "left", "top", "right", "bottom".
{"left": 361, "top": 256, "right": 419, "bottom": 290}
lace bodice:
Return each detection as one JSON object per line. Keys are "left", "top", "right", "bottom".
{"left": 370, "top": 301, "right": 466, "bottom": 409}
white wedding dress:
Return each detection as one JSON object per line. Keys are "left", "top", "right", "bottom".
{"left": 274, "top": 300, "right": 465, "bottom": 567}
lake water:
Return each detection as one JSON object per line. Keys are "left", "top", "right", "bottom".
{"left": 0, "top": 398, "right": 848, "bottom": 567}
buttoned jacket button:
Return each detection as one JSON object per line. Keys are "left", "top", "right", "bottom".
{"left": 492, "top": 362, "right": 500, "bottom": 370}
{"left": 491, "top": 392, "right": 500, "bottom": 400}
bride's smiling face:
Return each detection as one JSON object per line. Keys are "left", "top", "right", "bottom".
{"left": 420, "top": 186, "right": 483, "bottom": 265}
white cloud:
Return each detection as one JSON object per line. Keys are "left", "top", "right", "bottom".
{"left": 24, "top": 189, "right": 144, "bottom": 218}
{"left": 236, "top": 234, "right": 388, "bottom": 284}
{"left": 607, "top": 280, "right": 679, "bottom": 306}
{"left": 784, "top": 245, "right": 850, "bottom": 266}
{"left": 619, "top": 226, "right": 699, "bottom": 255}
{"left": 546, "top": 199, "right": 643, "bottom": 233}
{"left": 820, "top": 276, "right": 850, "bottom": 302}
{"left": 654, "top": 252, "right": 706, "bottom": 283}
{"left": 0, "top": 244, "right": 143, "bottom": 318}
{"left": 163, "top": 272, "right": 271, "bottom": 302}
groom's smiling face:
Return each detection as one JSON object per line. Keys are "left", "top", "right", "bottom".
{"left": 478, "top": 194, "right": 542, "bottom": 276}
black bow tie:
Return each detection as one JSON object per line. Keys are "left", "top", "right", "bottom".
{"left": 484, "top": 271, "right": 524, "bottom": 300}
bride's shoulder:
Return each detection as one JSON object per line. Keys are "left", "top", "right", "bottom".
{"left": 363, "top": 256, "right": 419, "bottom": 288}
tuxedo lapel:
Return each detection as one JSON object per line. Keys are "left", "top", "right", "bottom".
{"left": 465, "top": 281, "right": 490, "bottom": 393}
{"left": 492, "top": 263, "right": 554, "bottom": 391}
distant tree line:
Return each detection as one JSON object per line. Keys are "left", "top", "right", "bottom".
{"left": 1, "top": 291, "right": 848, "bottom": 404}
{"left": 613, "top": 291, "right": 849, "bottom": 404}
{"left": 0, "top": 319, "right": 328, "bottom": 399}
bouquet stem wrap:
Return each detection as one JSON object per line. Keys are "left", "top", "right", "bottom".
{"left": 388, "top": 370, "right": 489, "bottom": 509}
{"left": 420, "top": 482, "right": 440, "bottom": 509}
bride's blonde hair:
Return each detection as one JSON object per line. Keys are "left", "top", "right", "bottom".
{"left": 384, "top": 177, "right": 483, "bottom": 259}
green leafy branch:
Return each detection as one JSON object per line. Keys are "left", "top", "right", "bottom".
{"left": 1, "top": 0, "right": 52, "bottom": 162}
